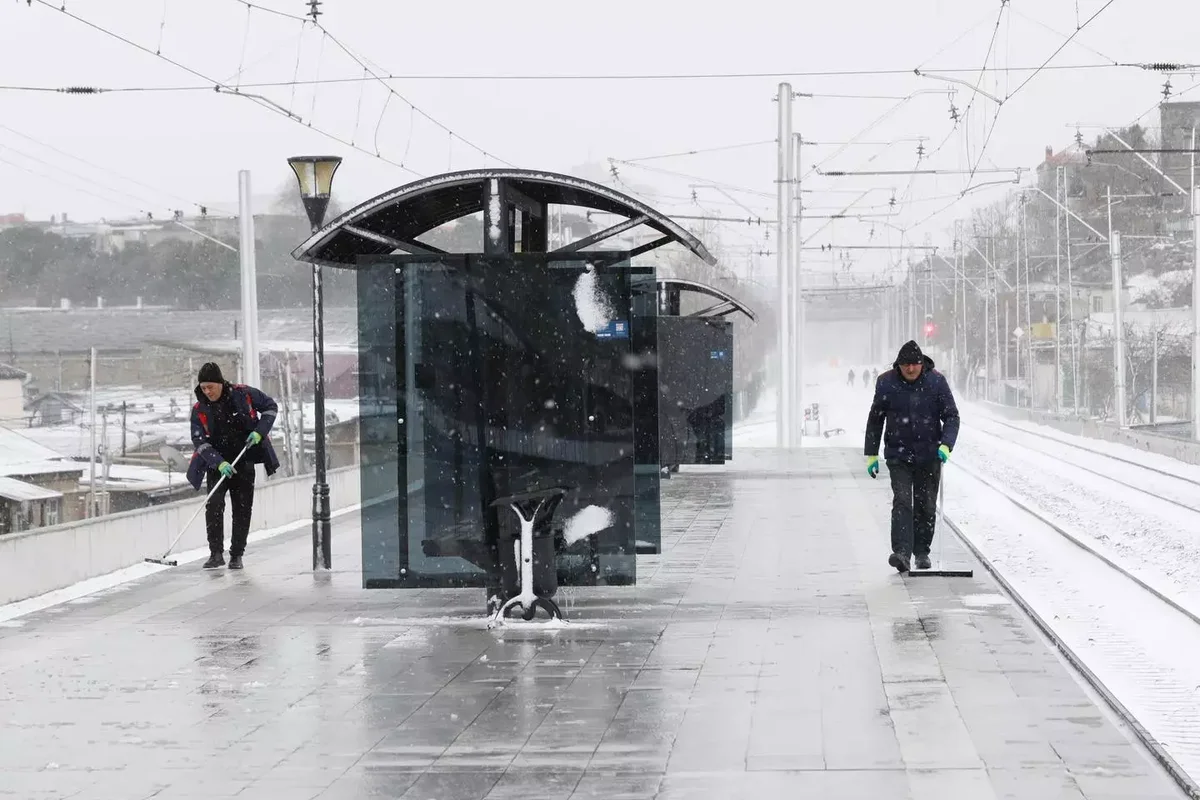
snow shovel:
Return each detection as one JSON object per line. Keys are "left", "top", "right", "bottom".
{"left": 907, "top": 464, "right": 973, "bottom": 579}
{"left": 145, "top": 443, "right": 252, "bottom": 567}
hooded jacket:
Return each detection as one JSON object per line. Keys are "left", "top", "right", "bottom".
{"left": 187, "top": 381, "right": 280, "bottom": 490}
{"left": 864, "top": 350, "right": 960, "bottom": 464}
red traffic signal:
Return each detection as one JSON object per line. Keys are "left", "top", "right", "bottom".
{"left": 924, "top": 321, "right": 936, "bottom": 337}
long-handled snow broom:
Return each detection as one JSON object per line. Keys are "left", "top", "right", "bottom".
{"left": 145, "top": 443, "right": 252, "bottom": 567}
{"left": 907, "top": 464, "right": 973, "bottom": 579}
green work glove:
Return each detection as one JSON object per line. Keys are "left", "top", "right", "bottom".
{"left": 938, "top": 444, "right": 951, "bottom": 464}
{"left": 218, "top": 461, "right": 236, "bottom": 478}
{"left": 246, "top": 431, "right": 262, "bottom": 446}
{"left": 866, "top": 455, "right": 879, "bottom": 479}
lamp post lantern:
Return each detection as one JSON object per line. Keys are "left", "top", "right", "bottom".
{"left": 288, "top": 154, "right": 342, "bottom": 571}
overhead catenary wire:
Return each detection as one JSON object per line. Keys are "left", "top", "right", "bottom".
{"left": 964, "top": 0, "right": 1121, "bottom": 188}
{"left": 0, "top": 64, "right": 1138, "bottom": 95}
{"left": 19, "top": 0, "right": 505, "bottom": 178}
{"left": 0, "top": 122, "right": 233, "bottom": 216}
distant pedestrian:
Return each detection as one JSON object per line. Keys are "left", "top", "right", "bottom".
{"left": 863, "top": 341, "right": 960, "bottom": 573}
{"left": 862, "top": 369, "right": 870, "bottom": 388}
{"left": 872, "top": 367, "right": 879, "bottom": 383}
{"left": 847, "top": 368, "right": 856, "bottom": 386}
{"left": 187, "top": 362, "right": 280, "bottom": 570}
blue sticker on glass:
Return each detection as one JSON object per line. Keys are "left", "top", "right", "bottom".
{"left": 595, "top": 320, "right": 630, "bottom": 339}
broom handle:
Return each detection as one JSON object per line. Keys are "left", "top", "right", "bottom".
{"left": 160, "top": 443, "right": 253, "bottom": 558}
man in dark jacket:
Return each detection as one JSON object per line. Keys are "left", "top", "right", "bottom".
{"left": 864, "top": 341, "right": 960, "bottom": 573}
{"left": 187, "top": 362, "right": 280, "bottom": 570}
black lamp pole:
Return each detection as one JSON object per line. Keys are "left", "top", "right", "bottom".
{"left": 288, "top": 155, "right": 342, "bottom": 571}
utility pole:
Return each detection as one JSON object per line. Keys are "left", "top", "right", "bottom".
{"left": 1151, "top": 328, "right": 1159, "bottom": 426}
{"left": 238, "top": 170, "right": 262, "bottom": 389}
{"left": 120, "top": 400, "right": 127, "bottom": 457}
{"left": 775, "top": 83, "right": 792, "bottom": 448}
{"left": 1110, "top": 209, "right": 1127, "bottom": 427}
{"left": 952, "top": 225, "right": 959, "bottom": 387}
{"left": 100, "top": 408, "right": 110, "bottom": 516}
{"left": 88, "top": 347, "right": 96, "bottom": 518}
{"left": 1022, "top": 196, "right": 1033, "bottom": 408}
{"left": 1193, "top": 185, "right": 1200, "bottom": 441}
{"left": 791, "top": 130, "right": 803, "bottom": 447}
{"left": 1055, "top": 165, "right": 1064, "bottom": 411}
{"left": 983, "top": 234, "right": 991, "bottom": 401}
{"left": 1065, "top": 185, "right": 1079, "bottom": 414}
{"left": 1004, "top": 301, "right": 1010, "bottom": 393}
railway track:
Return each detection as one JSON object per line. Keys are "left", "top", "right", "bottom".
{"left": 942, "top": 462, "right": 1200, "bottom": 799}
{"left": 971, "top": 417, "right": 1200, "bottom": 515}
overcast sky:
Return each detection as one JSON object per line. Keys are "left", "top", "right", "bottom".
{"left": 2, "top": 0, "right": 1197, "bottom": 280}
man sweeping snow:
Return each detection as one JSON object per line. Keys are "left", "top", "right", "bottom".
{"left": 187, "top": 362, "right": 280, "bottom": 570}
{"left": 863, "top": 340, "right": 960, "bottom": 574}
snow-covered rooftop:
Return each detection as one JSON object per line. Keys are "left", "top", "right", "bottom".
{"left": 0, "top": 476, "right": 62, "bottom": 502}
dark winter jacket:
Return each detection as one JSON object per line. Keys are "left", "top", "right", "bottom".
{"left": 187, "top": 382, "right": 280, "bottom": 490}
{"left": 864, "top": 354, "right": 960, "bottom": 464}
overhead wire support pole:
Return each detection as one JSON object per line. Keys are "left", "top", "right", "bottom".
{"left": 1108, "top": 185, "right": 1127, "bottom": 427}
{"left": 775, "top": 83, "right": 792, "bottom": 448}
{"left": 1194, "top": 185, "right": 1200, "bottom": 441}
{"left": 1192, "top": 130, "right": 1199, "bottom": 442}
{"left": 1055, "top": 166, "right": 1063, "bottom": 412}
{"left": 791, "top": 130, "right": 804, "bottom": 447}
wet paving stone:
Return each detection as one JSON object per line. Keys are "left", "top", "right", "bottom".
{"left": 0, "top": 448, "right": 1187, "bottom": 799}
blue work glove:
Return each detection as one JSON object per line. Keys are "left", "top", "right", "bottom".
{"left": 937, "top": 444, "right": 951, "bottom": 464}
{"left": 246, "top": 431, "right": 262, "bottom": 446}
{"left": 866, "top": 455, "right": 879, "bottom": 479}
{"left": 218, "top": 461, "right": 236, "bottom": 478}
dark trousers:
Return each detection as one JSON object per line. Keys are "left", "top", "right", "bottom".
{"left": 205, "top": 467, "right": 255, "bottom": 557}
{"left": 886, "top": 459, "right": 941, "bottom": 557}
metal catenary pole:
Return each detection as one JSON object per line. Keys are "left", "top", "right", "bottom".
{"left": 1151, "top": 328, "right": 1159, "bottom": 425}
{"left": 1055, "top": 165, "right": 1064, "bottom": 411}
{"left": 1104, "top": 227, "right": 1123, "bottom": 429}
{"left": 1022, "top": 197, "right": 1033, "bottom": 408}
{"left": 238, "top": 170, "right": 262, "bottom": 389}
{"left": 1064, "top": 183, "right": 1079, "bottom": 414}
{"left": 791, "top": 130, "right": 803, "bottom": 447}
{"left": 1193, "top": 185, "right": 1200, "bottom": 441}
{"left": 1192, "top": 131, "right": 1199, "bottom": 442}
{"left": 88, "top": 347, "right": 96, "bottom": 518}
{"left": 983, "top": 233, "right": 991, "bottom": 401}
{"left": 775, "top": 83, "right": 791, "bottom": 448}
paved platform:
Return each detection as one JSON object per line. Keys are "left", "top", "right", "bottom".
{"left": 0, "top": 448, "right": 1186, "bottom": 799}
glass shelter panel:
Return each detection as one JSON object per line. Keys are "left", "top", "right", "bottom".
{"left": 658, "top": 316, "right": 734, "bottom": 465}
{"left": 355, "top": 253, "right": 656, "bottom": 589}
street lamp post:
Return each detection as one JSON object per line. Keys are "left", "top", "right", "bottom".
{"left": 288, "top": 155, "right": 343, "bottom": 571}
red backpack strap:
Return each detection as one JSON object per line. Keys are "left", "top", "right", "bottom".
{"left": 193, "top": 402, "right": 210, "bottom": 434}
{"left": 234, "top": 384, "right": 258, "bottom": 420}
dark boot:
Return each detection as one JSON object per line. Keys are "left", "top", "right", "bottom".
{"left": 914, "top": 554, "right": 932, "bottom": 570}
{"left": 203, "top": 552, "right": 225, "bottom": 569}
{"left": 888, "top": 552, "right": 910, "bottom": 573}
{"left": 228, "top": 555, "right": 243, "bottom": 570}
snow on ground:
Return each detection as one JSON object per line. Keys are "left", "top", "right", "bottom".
{"left": 734, "top": 366, "right": 874, "bottom": 449}
{"left": 956, "top": 406, "right": 1200, "bottom": 612}
{"left": 970, "top": 400, "right": 1200, "bottom": 480}
{"left": 946, "top": 470, "right": 1200, "bottom": 779}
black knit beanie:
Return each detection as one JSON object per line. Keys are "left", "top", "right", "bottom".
{"left": 896, "top": 340, "right": 923, "bottom": 365}
{"left": 197, "top": 362, "right": 224, "bottom": 384}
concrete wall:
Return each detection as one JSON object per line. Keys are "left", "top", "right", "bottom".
{"left": 0, "top": 465, "right": 361, "bottom": 606}
{"left": 981, "top": 401, "right": 1200, "bottom": 466}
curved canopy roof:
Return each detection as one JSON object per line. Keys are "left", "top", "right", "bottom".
{"left": 292, "top": 168, "right": 716, "bottom": 267}
{"left": 659, "top": 278, "right": 756, "bottom": 321}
